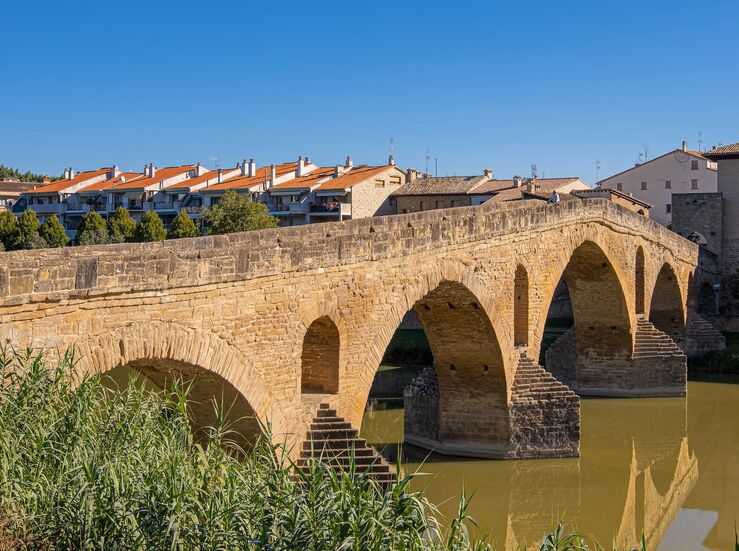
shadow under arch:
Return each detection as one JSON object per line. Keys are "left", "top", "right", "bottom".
{"left": 358, "top": 262, "right": 513, "bottom": 458}
{"left": 72, "top": 321, "right": 284, "bottom": 450}
{"left": 539, "top": 240, "right": 634, "bottom": 393}
{"left": 649, "top": 262, "right": 686, "bottom": 337}
{"left": 635, "top": 246, "right": 646, "bottom": 315}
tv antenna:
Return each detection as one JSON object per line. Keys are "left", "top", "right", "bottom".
{"left": 425, "top": 148, "right": 430, "bottom": 175}
{"left": 435, "top": 157, "right": 438, "bottom": 177}
{"left": 531, "top": 164, "right": 538, "bottom": 179}
{"left": 210, "top": 156, "right": 221, "bottom": 169}
{"left": 698, "top": 131, "right": 704, "bottom": 152}
{"left": 595, "top": 160, "right": 601, "bottom": 182}
{"left": 388, "top": 137, "right": 394, "bottom": 156}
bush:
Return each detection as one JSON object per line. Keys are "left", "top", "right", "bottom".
{"left": 168, "top": 209, "right": 199, "bottom": 239}
{"left": 108, "top": 207, "right": 136, "bottom": 243}
{"left": 77, "top": 211, "right": 109, "bottom": 246}
{"left": 133, "top": 211, "right": 167, "bottom": 242}
{"left": 202, "top": 190, "right": 278, "bottom": 235}
{"left": 39, "top": 215, "right": 69, "bottom": 248}
{"left": 0, "top": 211, "right": 19, "bottom": 250}
{"left": 0, "top": 348, "right": 490, "bottom": 550}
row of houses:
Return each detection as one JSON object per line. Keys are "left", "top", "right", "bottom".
{"left": 13, "top": 153, "right": 618, "bottom": 239}
{"left": 13, "top": 156, "right": 407, "bottom": 238}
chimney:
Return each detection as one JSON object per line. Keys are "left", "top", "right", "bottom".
{"left": 64, "top": 167, "right": 71, "bottom": 180}
{"left": 297, "top": 156, "right": 304, "bottom": 177}
{"left": 388, "top": 155, "right": 396, "bottom": 166}
{"left": 526, "top": 178, "right": 536, "bottom": 193}
{"left": 249, "top": 158, "right": 256, "bottom": 177}
{"left": 150, "top": 164, "right": 156, "bottom": 178}
{"left": 406, "top": 167, "right": 419, "bottom": 182}
{"left": 304, "top": 156, "right": 310, "bottom": 166}
{"left": 345, "top": 155, "right": 353, "bottom": 169}
{"left": 335, "top": 165, "right": 342, "bottom": 177}
{"left": 682, "top": 140, "right": 688, "bottom": 152}
{"left": 111, "top": 165, "right": 121, "bottom": 178}
{"left": 216, "top": 169, "right": 222, "bottom": 183}
{"left": 240, "top": 160, "right": 247, "bottom": 176}
{"left": 483, "top": 168, "right": 493, "bottom": 179}
{"left": 270, "top": 164, "right": 276, "bottom": 188}
{"left": 195, "top": 162, "right": 202, "bottom": 177}
{"left": 513, "top": 175, "right": 522, "bottom": 188}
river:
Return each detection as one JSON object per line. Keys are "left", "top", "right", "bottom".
{"left": 360, "top": 378, "right": 739, "bottom": 550}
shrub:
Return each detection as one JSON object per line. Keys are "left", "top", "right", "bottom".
{"left": 0, "top": 211, "right": 19, "bottom": 250}
{"left": 168, "top": 209, "right": 199, "bottom": 239}
{"left": 202, "top": 190, "right": 278, "bottom": 235}
{"left": 76, "top": 211, "right": 109, "bottom": 246}
{"left": 108, "top": 207, "right": 136, "bottom": 243}
{"left": 39, "top": 215, "right": 69, "bottom": 248}
{"left": 133, "top": 211, "right": 166, "bottom": 242}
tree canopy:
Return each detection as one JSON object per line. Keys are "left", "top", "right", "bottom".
{"left": 76, "top": 211, "right": 109, "bottom": 246}
{"left": 39, "top": 215, "right": 69, "bottom": 248}
{"left": 202, "top": 191, "right": 278, "bottom": 235}
{"left": 108, "top": 207, "right": 136, "bottom": 243}
{"left": 0, "top": 164, "right": 61, "bottom": 183}
{"left": 168, "top": 209, "right": 199, "bottom": 239}
{"left": 0, "top": 211, "right": 19, "bottom": 250}
{"left": 133, "top": 211, "right": 167, "bottom": 242}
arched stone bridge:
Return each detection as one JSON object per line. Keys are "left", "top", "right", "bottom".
{"left": 0, "top": 199, "right": 709, "bottom": 459}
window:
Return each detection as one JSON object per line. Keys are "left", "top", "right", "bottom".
{"left": 665, "top": 180, "right": 671, "bottom": 189}
{"left": 389, "top": 175, "right": 402, "bottom": 185}
{"left": 435, "top": 200, "right": 442, "bottom": 209}
{"left": 616, "top": 183, "right": 623, "bottom": 191}
{"left": 666, "top": 204, "right": 671, "bottom": 213}
{"left": 641, "top": 181, "right": 647, "bottom": 190}
{"left": 420, "top": 200, "right": 429, "bottom": 211}
{"left": 691, "top": 179, "right": 698, "bottom": 190}
{"left": 691, "top": 160, "right": 699, "bottom": 170}
{"left": 374, "top": 179, "right": 385, "bottom": 188}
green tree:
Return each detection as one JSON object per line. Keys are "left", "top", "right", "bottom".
{"left": 16, "top": 210, "right": 47, "bottom": 249}
{"left": 168, "top": 209, "right": 199, "bottom": 239}
{"left": 76, "top": 211, "right": 109, "bottom": 246}
{"left": 39, "top": 215, "right": 69, "bottom": 248}
{"left": 0, "top": 211, "right": 19, "bottom": 250}
{"left": 108, "top": 207, "right": 136, "bottom": 243}
{"left": 133, "top": 211, "right": 167, "bottom": 242}
{"left": 202, "top": 191, "right": 278, "bottom": 235}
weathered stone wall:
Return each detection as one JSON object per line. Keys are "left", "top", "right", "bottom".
{"left": 392, "top": 193, "right": 471, "bottom": 214}
{"left": 671, "top": 193, "right": 723, "bottom": 257}
{"left": 0, "top": 199, "right": 698, "bottom": 457}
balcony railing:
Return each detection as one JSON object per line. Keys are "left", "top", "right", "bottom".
{"left": 152, "top": 201, "right": 180, "bottom": 211}
{"left": 310, "top": 202, "right": 351, "bottom": 215}
{"left": 28, "top": 203, "right": 63, "bottom": 214}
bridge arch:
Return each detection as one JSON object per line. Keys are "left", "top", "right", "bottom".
{"left": 296, "top": 304, "right": 348, "bottom": 397}
{"left": 73, "top": 321, "right": 283, "bottom": 448}
{"left": 356, "top": 261, "right": 512, "bottom": 456}
{"left": 648, "top": 263, "right": 685, "bottom": 336}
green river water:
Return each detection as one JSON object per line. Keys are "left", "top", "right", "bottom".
{"left": 360, "top": 378, "right": 739, "bottom": 550}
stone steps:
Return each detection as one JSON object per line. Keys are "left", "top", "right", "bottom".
{"left": 633, "top": 317, "right": 685, "bottom": 359}
{"left": 299, "top": 403, "right": 396, "bottom": 485}
{"left": 512, "top": 353, "right": 579, "bottom": 403}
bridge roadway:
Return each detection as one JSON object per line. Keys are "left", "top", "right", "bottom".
{"left": 0, "top": 199, "right": 709, "bottom": 459}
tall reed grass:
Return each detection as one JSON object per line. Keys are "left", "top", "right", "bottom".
{"left": 0, "top": 347, "right": 645, "bottom": 550}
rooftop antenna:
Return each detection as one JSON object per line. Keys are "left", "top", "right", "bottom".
{"left": 642, "top": 144, "right": 649, "bottom": 162}
{"left": 435, "top": 157, "right": 438, "bottom": 177}
{"left": 388, "top": 137, "right": 394, "bottom": 156}
{"left": 595, "top": 160, "right": 601, "bottom": 182}
{"left": 425, "top": 148, "right": 430, "bottom": 175}
{"left": 531, "top": 164, "right": 538, "bottom": 179}
{"left": 210, "top": 155, "right": 221, "bottom": 169}
{"left": 698, "top": 131, "right": 704, "bottom": 152}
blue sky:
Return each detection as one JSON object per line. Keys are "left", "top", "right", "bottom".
{"left": 2, "top": 0, "right": 738, "bottom": 183}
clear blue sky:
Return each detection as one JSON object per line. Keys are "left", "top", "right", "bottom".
{"left": 2, "top": 0, "right": 738, "bottom": 183}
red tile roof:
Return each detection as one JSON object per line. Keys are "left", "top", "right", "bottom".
{"left": 704, "top": 143, "right": 739, "bottom": 158}
{"left": 270, "top": 166, "right": 337, "bottom": 191}
{"left": 316, "top": 165, "right": 394, "bottom": 191}
{"left": 26, "top": 168, "right": 112, "bottom": 194}
{"left": 487, "top": 178, "right": 584, "bottom": 203}
{"left": 205, "top": 163, "right": 297, "bottom": 191}
{"left": 166, "top": 168, "right": 238, "bottom": 190}
{"left": 79, "top": 172, "right": 145, "bottom": 192}
{"left": 109, "top": 165, "right": 195, "bottom": 191}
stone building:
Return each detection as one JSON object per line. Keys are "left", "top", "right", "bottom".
{"left": 597, "top": 141, "right": 717, "bottom": 227}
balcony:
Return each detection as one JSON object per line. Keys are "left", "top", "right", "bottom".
{"left": 28, "top": 203, "right": 63, "bottom": 214}
{"left": 289, "top": 201, "right": 309, "bottom": 214}
{"left": 152, "top": 201, "right": 180, "bottom": 212}
{"left": 310, "top": 202, "right": 351, "bottom": 216}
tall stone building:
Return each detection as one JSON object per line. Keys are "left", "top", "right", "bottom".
{"left": 704, "top": 144, "right": 739, "bottom": 276}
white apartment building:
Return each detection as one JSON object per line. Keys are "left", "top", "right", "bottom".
{"left": 597, "top": 141, "right": 717, "bottom": 227}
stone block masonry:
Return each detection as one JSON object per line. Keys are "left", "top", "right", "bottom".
{"left": 0, "top": 198, "right": 700, "bottom": 459}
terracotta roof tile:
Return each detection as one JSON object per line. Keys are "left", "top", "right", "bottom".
{"left": 269, "top": 166, "right": 335, "bottom": 191}
{"left": 109, "top": 165, "right": 195, "bottom": 191}
{"left": 704, "top": 142, "right": 739, "bottom": 158}
{"left": 391, "top": 175, "right": 487, "bottom": 196}
{"left": 166, "top": 168, "right": 239, "bottom": 190}
{"left": 79, "top": 172, "right": 145, "bottom": 192}
{"left": 26, "top": 168, "right": 112, "bottom": 194}
{"left": 486, "top": 178, "right": 583, "bottom": 203}
{"left": 316, "top": 165, "right": 395, "bottom": 191}
{"left": 206, "top": 163, "right": 297, "bottom": 191}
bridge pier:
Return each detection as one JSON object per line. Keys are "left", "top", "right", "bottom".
{"left": 404, "top": 353, "right": 580, "bottom": 459}
{"left": 545, "top": 319, "right": 687, "bottom": 397}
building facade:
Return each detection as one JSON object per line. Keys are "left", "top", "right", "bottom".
{"left": 597, "top": 142, "right": 717, "bottom": 227}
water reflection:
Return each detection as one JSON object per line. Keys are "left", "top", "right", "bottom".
{"left": 361, "top": 380, "right": 739, "bottom": 550}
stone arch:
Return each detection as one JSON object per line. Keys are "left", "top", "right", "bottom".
{"left": 72, "top": 321, "right": 283, "bottom": 448}
{"left": 301, "top": 316, "right": 340, "bottom": 394}
{"left": 514, "top": 264, "right": 529, "bottom": 347}
{"left": 635, "top": 246, "right": 646, "bottom": 315}
{"left": 649, "top": 263, "right": 685, "bottom": 335}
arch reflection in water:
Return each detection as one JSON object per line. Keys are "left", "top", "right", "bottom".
{"left": 361, "top": 388, "right": 706, "bottom": 549}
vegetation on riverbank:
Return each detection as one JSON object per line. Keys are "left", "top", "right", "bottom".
{"left": 688, "top": 331, "right": 739, "bottom": 374}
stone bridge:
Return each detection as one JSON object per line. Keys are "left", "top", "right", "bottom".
{"left": 0, "top": 199, "right": 711, "bottom": 459}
